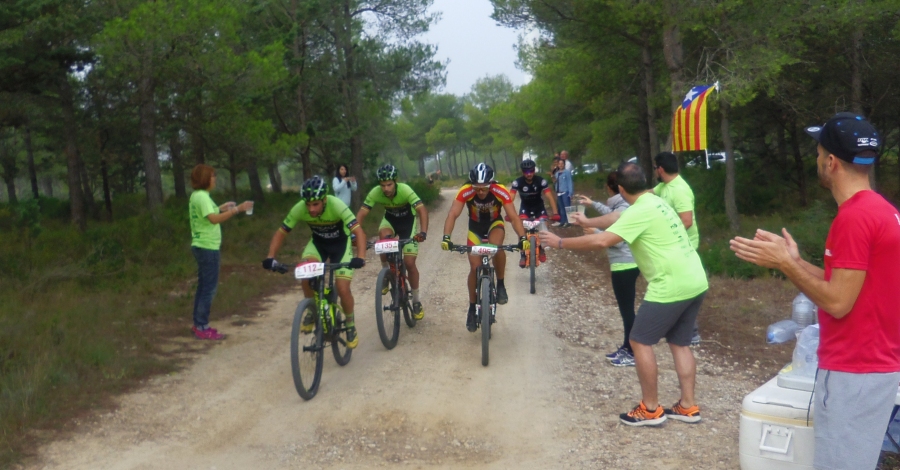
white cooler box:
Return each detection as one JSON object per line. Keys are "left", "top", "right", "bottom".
{"left": 740, "top": 377, "right": 815, "bottom": 470}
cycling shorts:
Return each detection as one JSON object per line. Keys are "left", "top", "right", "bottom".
{"left": 378, "top": 217, "right": 420, "bottom": 256}
{"left": 301, "top": 239, "right": 354, "bottom": 280}
{"left": 466, "top": 219, "right": 504, "bottom": 246}
{"left": 518, "top": 205, "right": 548, "bottom": 220}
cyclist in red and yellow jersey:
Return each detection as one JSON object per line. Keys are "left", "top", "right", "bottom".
{"left": 441, "top": 163, "right": 529, "bottom": 331}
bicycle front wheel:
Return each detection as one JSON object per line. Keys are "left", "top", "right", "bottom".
{"left": 401, "top": 275, "right": 416, "bottom": 328}
{"left": 331, "top": 305, "right": 353, "bottom": 366}
{"left": 529, "top": 236, "right": 537, "bottom": 294}
{"left": 291, "top": 298, "right": 324, "bottom": 400}
{"left": 481, "top": 277, "right": 491, "bottom": 367}
{"left": 375, "top": 267, "right": 400, "bottom": 350}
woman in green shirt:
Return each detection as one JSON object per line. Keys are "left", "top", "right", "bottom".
{"left": 189, "top": 164, "right": 253, "bottom": 340}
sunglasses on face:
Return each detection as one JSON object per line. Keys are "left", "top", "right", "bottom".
{"left": 473, "top": 185, "right": 490, "bottom": 190}
{"left": 523, "top": 170, "right": 535, "bottom": 175}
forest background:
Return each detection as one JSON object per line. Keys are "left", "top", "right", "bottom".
{"left": 2, "top": 0, "right": 900, "bottom": 465}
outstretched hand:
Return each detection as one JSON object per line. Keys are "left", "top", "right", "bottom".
{"left": 538, "top": 230, "right": 560, "bottom": 248}
{"left": 569, "top": 212, "right": 588, "bottom": 226}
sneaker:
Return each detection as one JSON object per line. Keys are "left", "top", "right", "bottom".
{"left": 538, "top": 248, "right": 547, "bottom": 263}
{"left": 381, "top": 277, "right": 391, "bottom": 295}
{"left": 611, "top": 350, "right": 635, "bottom": 367}
{"left": 300, "top": 310, "right": 316, "bottom": 333}
{"left": 192, "top": 325, "right": 224, "bottom": 340}
{"left": 619, "top": 401, "right": 667, "bottom": 427}
{"left": 605, "top": 345, "right": 625, "bottom": 361}
{"left": 691, "top": 334, "right": 701, "bottom": 346}
{"left": 413, "top": 301, "right": 424, "bottom": 320}
{"left": 466, "top": 309, "right": 477, "bottom": 332}
{"left": 663, "top": 400, "right": 701, "bottom": 423}
{"left": 496, "top": 284, "right": 508, "bottom": 305}
{"left": 519, "top": 254, "right": 527, "bottom": 268}
{"left": 345, "top": 326, "right": 359, "bottom": 349}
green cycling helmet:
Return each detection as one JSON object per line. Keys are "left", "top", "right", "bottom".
{"left": 376, "top": 164, "right": 398, "bottom": 182}
{"left": 300, "top": 175, "right": 328, "bottom": 201}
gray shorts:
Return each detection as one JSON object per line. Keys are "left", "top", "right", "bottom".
{"left": 629, "top": 292, "right": 706, "bottom": 347}
{"left": 813, "top": 369, "right": 900, "bottom": 470}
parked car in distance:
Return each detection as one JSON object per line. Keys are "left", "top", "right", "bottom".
{"left": 573, "top": 163, "right": 600, "bottom": 175}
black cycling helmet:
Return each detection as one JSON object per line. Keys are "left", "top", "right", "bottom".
{"left": 520, "top": 159, "right": 536, "bottom": 171}
{"left": 376, "top": 164, "right": 398, "bottom": 182}
{"left": 469, "top": 163, "right": 494, "bottom": 184}
{"left": 300, "top": 175, "right": 328, "bottom": 201}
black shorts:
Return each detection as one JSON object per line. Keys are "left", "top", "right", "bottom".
{"left": 519, "top": 205, "right": 548, "bottom": 220}
{"left": 629, "top": 292, "right": 706, "bottom": 347}
{"left": 466, "top": 219, "right": 504, "bottom": 246}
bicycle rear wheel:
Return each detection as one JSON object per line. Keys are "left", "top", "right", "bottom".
{"left": 375, "top": 268, "right": 400, "bottom": 350}
{"left": 529, "top": 236, "right": 537, "bottom": 294}
{"left": 481, "top": 277, "right": 491, "bottom": 367}
{"left": 291, "top": 298, "right": 323, "bottom": 400}
{"left": 401, "top": 275, "right": 416, "bottom": 328}
{"left": 331, "top": 305, "right": 353, "bottom": 366}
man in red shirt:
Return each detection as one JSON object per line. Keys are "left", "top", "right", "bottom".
{"left": 731, "top": 113, "right": 900, "bottom": 469}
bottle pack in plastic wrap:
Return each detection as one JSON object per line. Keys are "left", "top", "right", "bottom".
{"left": 792, "top": 293, "right": 817, "bottom": 328}
{"left": 767, "top": 319, "right": 800, "bottom": 344}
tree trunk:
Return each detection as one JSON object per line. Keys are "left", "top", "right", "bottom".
{"left": 662, "top": 13, "right": 684, "bottom": 153}
{"left": 635, "top": 74, "right": 654, "bottom": 180}
{"left": 788, "top": 121, "right": 808, "bottom": 207}
{"left": 849, "top": 24, "right": 876, "bottom": 189}
{"left": 79, "top": 157, "right": 96, "bottom": 218}
{"left": 227, "top": 152, "right": 238, "bottom": 200}
{"left": 25, "top": 124, "right": 39, "bottom": 199}
{"left": 41, "top": 176, "right": 53, "bottom": 198}
{"left": 642, "top": 36, "right": 659, "bottom": 158}
{"left": 170, "top": 135, "right": 187, "bottom": 198}
{"left": 267, "top": 163, "right": 282, "bottom": 192}
{"left": 139, "top": 74, "right": 164, "bottom": 210}
{"left": 417, "top": 156, "right": 426, "bottom": 177}
{"left": 721, "top": 102, "right": 740, "bottom": 232}
{"left": 100, "top": 157, "right": 112, "bottom": 221}
{"left": 60, "top": 78, "right": 86, "bottom": 230}
{"left": 488, "top": 149, "right": 498, "bottom": 172}
{"left": 0, "top": 146, "right": 17, "bottom": 204}
{"left": 247, "top": 160, "right": 266, "bottom": 203}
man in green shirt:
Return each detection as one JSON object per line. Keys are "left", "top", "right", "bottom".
{"left": 653, "top": 151, "right": 702, "bottom": 345}
{"left": 540, "top": 162, "right": 708, "bottom": 427}
{"left": 263, "top": 176, "right": 367, "bottom": 348}
{"left": 356, "top": 164, "right": 429, "bottom": 319}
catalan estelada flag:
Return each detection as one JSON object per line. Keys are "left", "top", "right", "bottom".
{"left": 672, "top": 83, "right": 718, "bottom": 151}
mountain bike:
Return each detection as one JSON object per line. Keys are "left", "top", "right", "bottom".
{"left": 368, "top": 237, "right": 417, "bottom": 350}
{"left": 449, "top": 243, "right": 519, "bottom": 366}
{"left": 273, "top": 260, "right": 354, "bottom": 400}
{"left": 521, "top": 217, "right": 547, "bottom": 294}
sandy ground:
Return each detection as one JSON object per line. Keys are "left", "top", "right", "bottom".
{"left": 26, "top": 190, "right": 581, "bottom": 469}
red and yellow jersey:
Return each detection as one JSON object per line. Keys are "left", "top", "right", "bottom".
{"left": 455, "top": 183, "right": 513, "bottom": 225}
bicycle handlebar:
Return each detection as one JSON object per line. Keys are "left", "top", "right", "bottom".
{"left": 449, "top": 244, "right": 520, "bottom": 254}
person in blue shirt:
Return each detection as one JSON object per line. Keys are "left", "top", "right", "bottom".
{"left": 554, "top": 157, "right": 574, "bottom": 227}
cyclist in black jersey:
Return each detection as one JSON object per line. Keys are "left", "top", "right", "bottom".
{"left": 509, "top": 159, "right": 560, "bottom": 267}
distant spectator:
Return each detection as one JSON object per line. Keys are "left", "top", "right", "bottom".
{"left": 560, "top": 150, "right": 574, "bottom": 171}
{"left": 540, "top": 162, "right": 708, "bottom": 427}
{"left": 731, "top": 113, "right": 900, "bottom": 469}
{"left": 332, "top": 164, "right": 357, "bottom": 208}
{"left": 188, "top": 164, "right": 253, "bottom": 340}
{"left": 573, "top": 171, "right": 640, "bottom": 367}
{"left": 554, "top": 158, "right": 573, "bottom": 227}
{"left": 653, "top": 151, "right": 702, "bottom": 345}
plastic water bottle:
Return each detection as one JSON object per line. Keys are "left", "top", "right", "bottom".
{"left": 792, "top": 293, "right": 817, "bottom": 328}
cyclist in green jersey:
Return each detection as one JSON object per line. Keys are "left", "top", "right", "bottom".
{"left": 262, "top": 176, "right": 367, "bottom": 348}
{"left": 356, "top": 164, "right": 429, "bottom": 319}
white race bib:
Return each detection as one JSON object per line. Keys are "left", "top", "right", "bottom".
{"left": 294, "top": 262, "right": 325, "bottom": 279}
{"left": 374, "top": 239, "right": 400, "bottom": 254}
{"left": 470, "top": 245, "right": 498, "bottom": 257}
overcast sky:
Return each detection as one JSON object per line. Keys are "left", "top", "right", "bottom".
{"left": 422, "top": 0, "right": 531, "bottom": 97}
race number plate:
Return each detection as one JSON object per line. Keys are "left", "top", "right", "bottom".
{"left": 522, "top": 220, "right": 542, "bottom": 230}
{"left": 295, "top": 262, "right": 325, "bottom": 279}
{"left": 374, "top": 239, "right": 400, "bottom": 254}
{"left": 470, "top": 244, "right": 498, "bottom": 257}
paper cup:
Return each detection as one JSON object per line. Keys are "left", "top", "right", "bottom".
{"left": 246, "top": 201, "right": 254, "bottom": 215}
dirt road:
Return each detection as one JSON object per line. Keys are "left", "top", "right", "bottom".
{"left": 29, "top": 190, "right": 580, "bottom": 469}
